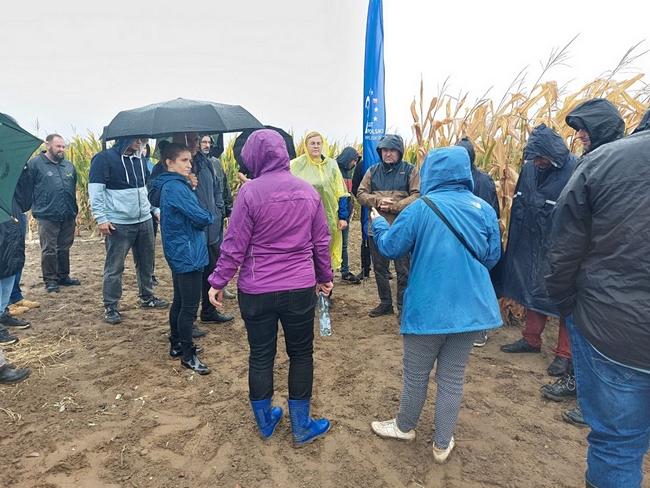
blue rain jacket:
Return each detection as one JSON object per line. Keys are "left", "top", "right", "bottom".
{"left": 151, "top": 172, "right": 214, "bottom": 274}
{"left": 371, "top": 146, "right": 502, "bottom": 335}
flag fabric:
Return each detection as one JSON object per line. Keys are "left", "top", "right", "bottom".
{"left": 362, "top": 0, "right": 385, "bottom": 238}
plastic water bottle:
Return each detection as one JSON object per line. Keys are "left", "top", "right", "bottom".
{"left": 318, "top": 292, "right": 331, "bottom": 337}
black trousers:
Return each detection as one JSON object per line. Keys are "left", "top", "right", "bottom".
{"left": 239, "top": 287, "right": 317, "bottom": 401}
{"left": 37, "top": 219, "right": 76, "bottom": 284}
{"left": 170, "top": 271, "right": 202, "bottom": 346}
{"left": 201, "top": 242, "right": 221, "bottom": 315}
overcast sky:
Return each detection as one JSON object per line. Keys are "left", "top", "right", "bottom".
{"left": 1, "top": 0, "right": 648, "bottom": 146}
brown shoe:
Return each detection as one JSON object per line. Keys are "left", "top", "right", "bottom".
{"left": 7, "top": 305, "right": 29, "bottom": 316}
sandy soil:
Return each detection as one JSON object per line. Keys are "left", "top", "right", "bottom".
{"left": 1, "top": 225, "right": 648, "bottom": 488}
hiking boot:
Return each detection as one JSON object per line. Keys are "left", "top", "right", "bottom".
{"left": 500, "top": 338, "right": 541, "bottom": 353}
{"left": 0, "top": 328, "right": 19, "bottom": 345}
{"left": 368, "top": 303, "right": 394, "bottom": 318}
{"left": 58, "top": 276, "right": 81, "bottom": 286}
{"left": 200, "top": 310, "right": 234, "bottom": 323}
{"left": 14, "top": 299, "right": 40, "bottom": 309}
{"left": 547, "top": 355, "right": 571, "bottom": 377}
{"left": 473, "top": 331, "right": 488, "bottom": 347}
{"left": 104, "top": 307, "right": 122, "bottom": 325}
{"left": 0, "top": 312, "right": 30, "bottom": 329}
{"left": 0, "top": 365, "right": 30, "bottom": 384}
{"left": 433, "top": 437, "right": 456, "bottom": 464}
{"left": 7, "top": 304, "right": 29, "bottom": 316}
{"left": 45, "top": 282, "right": 60, "bottom": 293}
{"left": 540, "top": 373, "right": 576, "bottom": 401}
{"left": 223, "top": 288, "right": 236, "bottom": 300}
{"left": 341, "top": 273, "right": 361, "bottom": 284}
{"left": 141, "top": 297, "right": 169, "bottom": 309}
{"left": 192, "top": 325, "right": 208, "bottom": 338}
{"left": 563, "top": 407, "right": 587, "bottom": 427}
{"left": 371, "top": 418, "right": 415, "bottom": 441}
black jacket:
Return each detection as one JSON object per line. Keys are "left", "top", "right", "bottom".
{"left": 0, "top": 166, "right": 32, "bottom": 279}
{"left": 495, "top": 124, "right": 577, "bottom": 315}
{"left": 546, "top": 117, "right": 650, "bottom": 370}
{"left": 456, "top": 137, "right": 500, "bottom": 218}
{"left": 28, "top": 152, "right": 78, "bottom": 221}
{"left": 336, "top": 147, "right": 359, "bottom": 221}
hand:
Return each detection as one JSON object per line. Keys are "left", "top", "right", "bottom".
{"left": 337, "top": 219, "right": 348, "bottom": 231}
{"left": 98, "top": 222, "right": 115, "bottom": 236}
{"left": 370, "top": 207, "right": 380, "bottom": 222}
{"left": 379, "top": 198, "right": 394, "bottom": 212}
{"left": 317, "top": 281, "right": 334, "bottom": 296}
{"left": 187, "top": 173, "right": 198, "bottom": 188}
{"left": 155, "top": 213, "right": 161, "bottom": 223}
{"left": 208, "top": 287, "right": 223, "bottom": 308}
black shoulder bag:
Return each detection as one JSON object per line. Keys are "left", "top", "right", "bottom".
{"left": 421, "top": 196, "right": 484, "bottom": 265}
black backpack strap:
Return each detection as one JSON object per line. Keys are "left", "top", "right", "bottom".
{"left": 421, "top": 196, "right": 483, "bottom": 265}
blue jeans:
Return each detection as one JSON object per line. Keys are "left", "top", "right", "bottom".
{"left": 0, "top": 275, "right": 15, "bottom": 313}
{"left": 340, "top": 224, "right": 350, "bottom": 276}
{"left": 102, "top": 220, "right": 155, "bottom": 309}
{"left": 566, "top": 316, "right": 650, "bottom": 488}
{"left": 238, "top": 287, "right": 317, "bottom": 401}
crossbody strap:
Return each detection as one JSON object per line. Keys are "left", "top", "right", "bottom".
{"left": 421, "top": 196, "right": 483, "bottom": 265}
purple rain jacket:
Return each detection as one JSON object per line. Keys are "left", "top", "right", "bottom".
{"left": 208, "top": 129, "right": 333, "bottom": 294}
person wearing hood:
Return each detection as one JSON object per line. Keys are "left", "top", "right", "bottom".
{"left": 498, "top": 124, "right": 577, "bottom": 380}
{"left": 455, "top": 137, "right": 501, "bottom": 347}
{"left": 357, "top": 134, "right": 420, "bottom": 319}
{"left": 565, "top": 98, "right": 625, "bottom": 160}
{"left": 199, "top": 134, "right": 236, "bottom": 300}
{"left": 150, "top": 142, "right": 214, "bottom": 374}
{"left": 369, "top": 146, "right": 501, "bottom": 464}
{"left": 25, "top": 134, "right": 80, "bottom": 294}
{"left": 290, "top": 131, "right": 350, "bottom": 275}
{"left": 335, "top": 146, "right": 362, "bottom": 284}
{"left": 89, "top": 137, "right": 168, "bottom": 325}
{"left": 207, "top": 129, "right": 333, "bottom": 446}
{"left": 548, "top": 99, "right": 625, "bottom": 427}
{"left": 545, "top": 106, "right": 650, "bottom": 488}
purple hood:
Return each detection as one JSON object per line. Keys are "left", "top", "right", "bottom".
{"left": 208, "top": 129, "right": 333, "bottom": 294}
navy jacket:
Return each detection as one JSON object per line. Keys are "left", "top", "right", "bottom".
{"left": 495, "top": 124, "right": 577, "bottom": 316}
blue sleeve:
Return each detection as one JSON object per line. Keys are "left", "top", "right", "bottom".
{"left": 165, "top": 182, "right": 214, "bottom": 229}
{"left": 371, "top": 204, "right": 418, "bottom": 259}
{"left": 337, "top": 197, "right": 349, "bottom": 220}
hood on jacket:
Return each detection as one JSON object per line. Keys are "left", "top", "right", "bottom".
{"left": 455, "top": 137, "right": 476, "bottom": 165}
{"left": 523, "top": 124, "right": 572, "bottom": 168}
{"left": 632, "top": 107, "right": 650, "bottom": 134}
{"left": 420, "top": 146, "right": 474, "bottom": 194}
{"left": 111, "top": 138, "right": 138, "bottom": 157}
{"left": 565, "top": 98, "right": 625, "bottom": 153}
{"left": 241, "top": 129, "right": 290, "bottom": 178}
{"left": 336, "top": 146, "right": 360, "bottom": 171}
{"left": 376, "top": 134, "right": 404, "bottom": 161}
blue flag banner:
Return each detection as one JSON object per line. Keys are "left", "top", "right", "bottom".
{"left": 362, "top": 0, "right": 385, "bottom": 238}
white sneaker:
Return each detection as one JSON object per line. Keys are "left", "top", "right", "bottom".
{"left": 432, "top": 436, "right": 455, "bottom": 464}
{"left": 473, "top": 331, "right": 488, "bottom": 347}
{"left": 371, "top": 418, "right": 415, "bottom": 441}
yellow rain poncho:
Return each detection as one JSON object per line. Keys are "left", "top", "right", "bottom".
{"left": 291, "top": 133, "right": 349, "bottom": 271}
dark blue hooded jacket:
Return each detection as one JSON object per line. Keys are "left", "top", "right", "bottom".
{"left": 495, "top": 124, "right": 577, "bottom": 316}
{"left": 150, "top": 171, "right": 213, "bottom": 274}
{"left": 88, "top": 138, "right": 153, "bottom": 225}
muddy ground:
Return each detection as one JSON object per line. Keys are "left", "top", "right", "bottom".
{"left": 1, "top": 225, "right": 648, "bottom": 488}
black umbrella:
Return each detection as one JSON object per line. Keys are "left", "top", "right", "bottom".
{"left": 233, "top": 125, "right": 296, "bottom": 178}
{"left": 103, "top": 98, "right": 264, "bottom": 140}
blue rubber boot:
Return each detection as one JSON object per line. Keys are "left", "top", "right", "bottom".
{"left": 288, "top": 399, "right": 330, "bottom": 446}
{"left": 250, "top": 398, "right": 283, "bottom": 438}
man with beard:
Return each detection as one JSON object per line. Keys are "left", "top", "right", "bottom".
{"left": 27, "top": 134, "right": 80, "bottom": 293}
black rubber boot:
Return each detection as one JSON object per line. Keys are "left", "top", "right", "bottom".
{"left": 180, "top": 344, "right": 210, "bottom": 375}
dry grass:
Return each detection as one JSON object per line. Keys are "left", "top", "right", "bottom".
{"left": 2, "top": 331, "right": 78, "bottom": 373}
